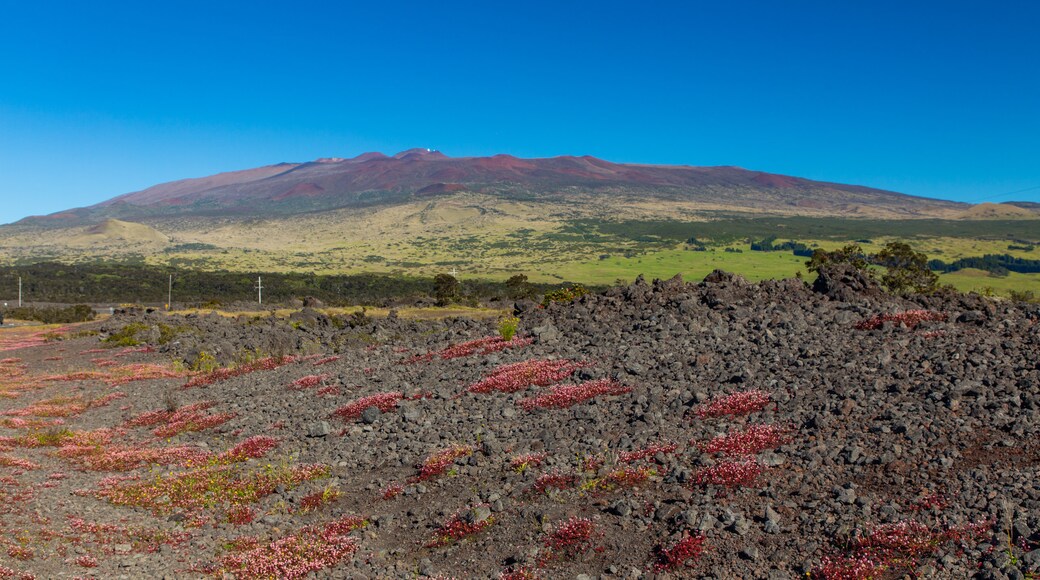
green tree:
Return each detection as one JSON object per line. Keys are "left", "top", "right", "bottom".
{"left": 805, "top": 244, "right": 869, "bottom": 274}
{"left": 433, "top": 274, "right": 461, "bottom": 306}
{"left": 505, "top": 274, "right": 535, "bottom": 300}
{"left": 876, "top": 242, "right": 939, "bottom": 294}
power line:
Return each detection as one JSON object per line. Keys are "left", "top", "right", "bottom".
{"left": 969, "top": 184, "right": 1040, "bottom": 203}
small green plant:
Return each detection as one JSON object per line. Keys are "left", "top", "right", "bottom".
{"left": 498, "top": 316, "right": 520, "bottom": 340}
{"left": 191, "top": 351, "right": 219, "bottom": 373}
{"left": 155, "top": 323, "right": 188, "bottom": 345}
{"left": 103, "top": 322, "right": 149, "bottom": 347}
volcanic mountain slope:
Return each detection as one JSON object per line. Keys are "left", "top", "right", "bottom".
{"left": 0, "top": 269, "right": 1037, "bottom": 578}
{"left": 19, "top": 149, "right": 966, "bottom": 225}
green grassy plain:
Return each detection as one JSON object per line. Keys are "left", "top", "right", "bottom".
{"left": 2, "top": 208, "right": 1038, "bottom": 298}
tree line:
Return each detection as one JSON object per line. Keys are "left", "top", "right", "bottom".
{"left": 0, "top": 263, "right": 582, "bottom": 307}
{"left": 927, "top": 254, "right": 1040, "bottom": 276}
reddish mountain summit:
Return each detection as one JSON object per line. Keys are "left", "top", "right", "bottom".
{"left": 18, "top": 150, "right": 965, "bottom": 224}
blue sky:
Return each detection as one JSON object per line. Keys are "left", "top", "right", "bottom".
{"left": 1, "top": 1, "right": 1038, "bottom": 224}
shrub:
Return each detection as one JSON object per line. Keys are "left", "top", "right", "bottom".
{"left": 806, "top": 244, "right": 869, "bottom": 275}
{"left": 433, "top": 273, "right": 461, "bottom": 306}
{"left": 876, "top": 241, "right": 939, "bottom": 294}
{"left": 540, "top": 284, "right": 589, "bottom": 308}
{"left": 300, "top": 485, "right": 342, "bottom": 512}
{"left": 533, "top": 470, "right": 576, "bottom": 493}
{"left": 584, "top": 466, "right": 656, "bottom": 491}
{"left": 498, "top": 316, "right": 520, "bottom": 341}
{"left": 183, "top": 355, "right": 298, "bottom": 388}
{"left": 103, "top": 322, "right": 149, "bottom": 347}
{"left": 4, "top": 304, "right": 95, "bottom": 324}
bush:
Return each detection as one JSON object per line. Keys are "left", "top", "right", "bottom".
{"left": 3, "top": 304, "right": 95, "bottom": 324}
{"left": 505, "top": 274, "right": 535, "bottom": 300}
{"left": 498, "top": 316, "right": 520, "bottom": 340}
{"left": 806, "top": 244, "right": 869, "bottom": 274}
{"left": 103, "top": 322, "right": 149, "bottom": 346}
{"left": 540, "top": 284, "right": 589, "bottom": 307}
{"left": 433, "top": 274, "right": 461, "bottom": 306}
{"left": 876, "top": 242, "right": 938, "bottom": 294}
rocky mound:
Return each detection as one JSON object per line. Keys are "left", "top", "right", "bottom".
{"left": 0, "top": 271, "right": 1037, "bottom": 579}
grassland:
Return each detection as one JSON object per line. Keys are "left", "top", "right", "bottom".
{"left": 1, "top": 197, "right": 1038, "bottom": 298}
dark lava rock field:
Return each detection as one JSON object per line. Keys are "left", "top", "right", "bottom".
{"left": 0, "top": 268, "right": 1038, "bottom": 579}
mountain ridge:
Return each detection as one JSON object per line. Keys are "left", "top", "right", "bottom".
{"left": 17, "top": 150, "right": 968, "bottom": 226}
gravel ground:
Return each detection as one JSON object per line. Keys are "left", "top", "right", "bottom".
{"left": 0, "top": 266, "right": 1037, "bottom": 579}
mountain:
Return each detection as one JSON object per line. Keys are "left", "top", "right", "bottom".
{"left": 18, "top": 150, "right": 966, "bottom": 225}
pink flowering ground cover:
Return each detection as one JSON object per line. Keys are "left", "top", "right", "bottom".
{"left": 693, "top": 389, "right": 772, "bottom": 419}
{"left": 331, "top": 391, "right": 404, "bottom": 421}
{"left": 407, "top": 335, "right": 533, "bottom": 363}
{"left": 467, "top": 359, "right": 588, "bottom": 394}
{"left": 854, "top": 309, "right": 947, "bottom": 330}
{"left": 183, "top": 355, "right": 299, "bottom": 388}
{"left": 699, "top": 424, "right": 789, "bottom": 456}
{"left": 517, "top": 378, "right": 632, "bottom": 411}
{"left": 124, "top": 401, "right": 235, "bottom": 438}
{"left": 213, "top": 515, "right": 365, "bottom": 578}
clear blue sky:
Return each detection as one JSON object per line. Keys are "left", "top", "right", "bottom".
{"left": 1, "top": 0, "right": 1038, "bottom": 224}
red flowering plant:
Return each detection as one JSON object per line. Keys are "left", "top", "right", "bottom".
{"left": 533, "top": 470, "right": 577, "bottom": 493}
{"left": 425, "top": 504, "right": 494, "bottom": 548}
{"left": 617, "top": 441, "right": 679, "bottom": 463}
{"left": 288, "top": 374, "right": 330, "bottom": 390}
{"left": 416, "top": 444, "right": 474, "bottom": 481}
{"left": 698, "top": 424, "right": 789, "bottom": 457}
{"left": 692, "top": 458, "right": 764, "bottom": 488}
{"left": 650, "top": 531, "right": 707, "bottom": 573}
{"left": 183, "top": 355, "right": 299, "bottom": 388}
{"left": 467, "top": 359, "right": 589, "bottom": 394}
{"left": 407, "top": 335, "right": 533, "bottom": 364}
{"left": 509, "top": 451, "right": 548, "bottom": 473}
{"left": 811, "top": 519, "right": 990, "bottom": 579}
{"left": 213, "top": 515, "right": 366, "bottom": 579}
{"left": 538, "top": 516, "right": 601, "bottom": 565}
{"left": 331, "top": 392, "right": 404, "bottom": 421}
{"left": 517, "top": 379, "right": 632, "bottom": 411}
{"left": 692, "top": 389, "right": 772, "bottom": 419}
{"left": 854, "top": 309, "right": 947, "bottom": 331}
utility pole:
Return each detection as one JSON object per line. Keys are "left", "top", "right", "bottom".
{"left": 255, "top": 276, "right": 263, "bottom": 305}
{"left": 167, "top": 274, "right": 172, "bottom": 311}
{"left": 18, "top": 277, "right": 22, "bottom": 307}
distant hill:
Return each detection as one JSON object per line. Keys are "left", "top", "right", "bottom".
{"left": 958, "top": 202, "right": 1039, "bottom": 220}
{"left": 17, "top": 150, "right": 967, "bottom": 225}
{"left": 76, "top": 219, "right": 168, "bottom": 244}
